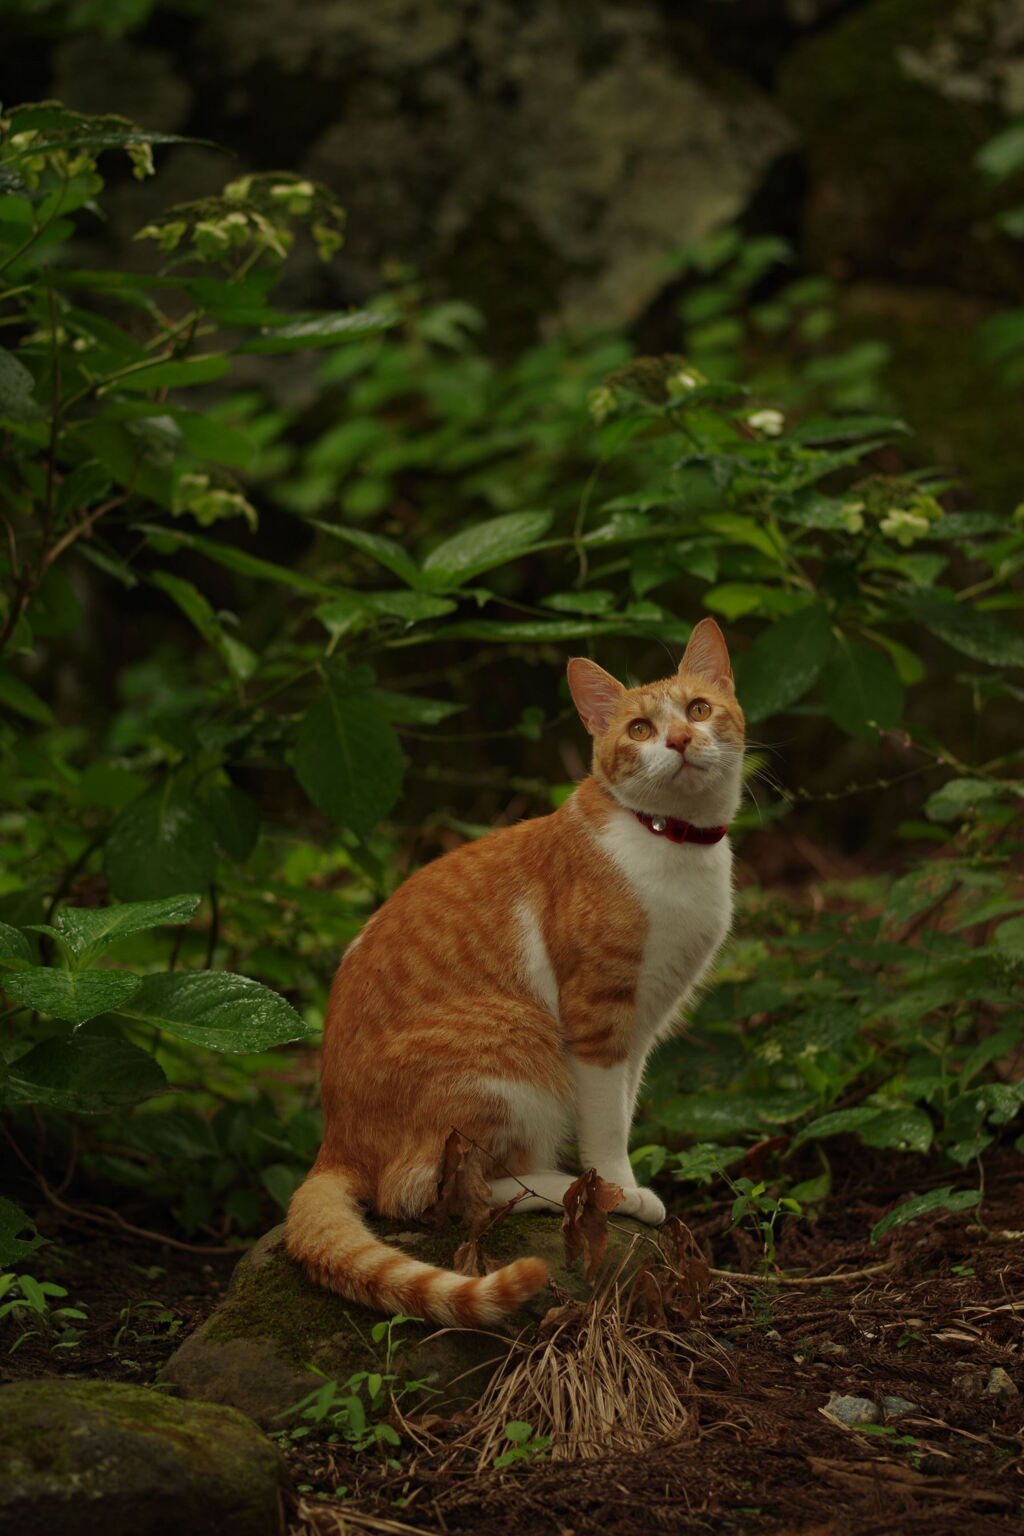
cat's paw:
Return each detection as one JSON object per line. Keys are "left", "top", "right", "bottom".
{"left": 616, "top": 1185, "right": 666, "bottom": 1225}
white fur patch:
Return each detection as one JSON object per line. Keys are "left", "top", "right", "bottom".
{"left": 477, "top": 1075, "right": 568, "bottom": 1167}
{"left": 515, "top": 899, "right": 560, "bottom": 1021}
{"left": 596, "top": 809, "right": 734, "bottom": 1056}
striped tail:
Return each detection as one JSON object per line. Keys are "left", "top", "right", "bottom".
{"left": 284, "top": 1168, "right": 548, "bottom": 1327}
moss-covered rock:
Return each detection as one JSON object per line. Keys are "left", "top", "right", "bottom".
{"left": 161, "top": 1213, "right": 655, "bottom": 1426}
{"left": 0, "top": 1379, "right": 285, "bottom": 1536}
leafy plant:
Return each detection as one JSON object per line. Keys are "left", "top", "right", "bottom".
{"left": 492, "top": 1419, "right": 552, "bottom": 1470}
{"left": 0, "top": 1270, "right": 87, "bottom": 1351}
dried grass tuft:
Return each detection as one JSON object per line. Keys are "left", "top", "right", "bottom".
{"left": 444, "top": 1229, "right": 717, "bottom": 1466}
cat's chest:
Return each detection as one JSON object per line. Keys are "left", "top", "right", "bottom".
{"left": 596, "top": 815, "right": 733, "bottom": 1024}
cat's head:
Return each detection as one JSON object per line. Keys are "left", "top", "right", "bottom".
{"left": 567, "top": 619, "right": 745, "bottom": 823}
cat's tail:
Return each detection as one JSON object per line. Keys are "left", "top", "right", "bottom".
{"left": 284, "top": 1168, "right": 548, "bottom": 1327}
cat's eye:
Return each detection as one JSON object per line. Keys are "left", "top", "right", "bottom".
{"left": 687, "top": 699, "right": 712, "bottom": 721}
{"left": 627, "top": 719, "right": 653, "bottom": 741}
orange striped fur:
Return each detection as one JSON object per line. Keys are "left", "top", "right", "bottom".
{"left": 285, "top": 619, "right": 745, "bottom": 1325}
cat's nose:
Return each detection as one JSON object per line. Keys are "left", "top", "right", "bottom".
{"left": 665, "top": 731, "right": 692, "bottom": 756}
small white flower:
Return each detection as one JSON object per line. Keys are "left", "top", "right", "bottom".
{"left": 667, "top": 369, "right": 701, "bottom": 394}
{"left": 747, "top": 408, "right": 785, "bottom": 436}
{"left": 880, "top": 510, "right": 930, "bottom": 547}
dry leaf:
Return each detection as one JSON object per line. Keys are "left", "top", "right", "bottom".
{"left": 452, "top": 1237, "right": 482, "bottom": 1276}
{"left": 561, "top": 1167, "right": 625, "bottom": 1285}
{"left": 424, "top": 1129, "right": 494, "bottom": 1233}
{"left": 627, "top": 1216, "right": 708, "bottom": 1324}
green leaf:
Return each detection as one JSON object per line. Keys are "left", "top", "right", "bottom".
{"left": 206, "top": 787, "right": 260, "bottom": 863}
{"left": 374, "top": 691, "right": 464, "bottom": 725}
{"left": 976, "top": 121, "right": 1024, "bottom": 181}
{"left": 104, "top": 786, "right": 218, "bottom": 902}
{"left": 0, "top": 922, "right": 33, "bottom": 969}
{"left": 135, "top": 525, "right": 334, "bottom": 596}
{"left": 314, "top": 591, "right": 455, "bottom": 636}
{"left": 904, "top": 596, "right": 1024, "bottom": 669}
{"left": 992, "top": 916, "right": 1024, "bottom": 960}
{"left": 293, "top": 682, "right": 404, "bottom": 837}
{"left": 420, "top": 512, "right": 553, "bottom": 589}
{"left": 173, "top": 410, "right": 256, "bottom": 470}
{"left": 239, "top": 308, "right": 400, "bottom": 353}
{"left": 671, "top": 1143, "right": 747, "bottom": 1184}
{"left": 659, "top": 1090, "right": 817, "bottom": 1139}
{"left": 54, "top": 894, "right": 201, "bottom": 962}
{"left": 792, "top": 1106, "right": 884, "bottom": 1148}
{"left": 7, "top": 1025, "right": 167, "bottom": 1112}
{"left": 881, "top": 864, "right": 959, "bottom": 930}
{"left": 871, "top": 1186, "right": 981, "bottom": 1245}
{"left": 0, "top": 1198, "right": 44, "bottom": 1267}
{"left": 432, "top": 618, "right": 614, "bottom": 642}
{"left": 311, "top": 524, "right": 420, "bottom": 586}
{"left": 859, "top": 1106, "right": 934, "bottom": 1154}
{"left": 0, "top": 346, "right": 40, "bottom": 423}
{"left": 150, "top": 571, "right": 256, "bottom": 681}
{"left": 3, "top": 967, "right": 142, "bottom": 1026}
{"left": 732, "top": 603, "right": 833, "bottom": 722}
{"left": 108, "top": 355, "right": 230, "bottom": 393}
{"left": 117, "top": 971, "right": 308, "bottom": 1053}
{"left": 0, "top": 668, "right": 55, "bottom": 725}
{"left": 923, "top": 777, "right": 1011, "bottom": 824}
{"left": 822, "top": 639, "right": 904, "bottom": 740}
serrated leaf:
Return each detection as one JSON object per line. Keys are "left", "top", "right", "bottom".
{"left": 0, "top": 922, "right": 33, "bottom": 969}
{"left": 293, "top": 682, "right": 404, "bottom": 837}
{"left": 671, "top": 1143, "right": 747, "bottom": 1184}
{"left": 104, "top": 786, "right": 218, "bottom": 902}
{"left": 117, "top": 971, "right": 308, "bottom": 1053}
{"left": 3, "top": 967, "right": 142, "bottom": 1026}
{"left": 0, "top": 1197, "right": 44, "bottom": 1266}
{"left": 732, "top": 603, "right": 833, "bottom": 722}
{"left": 871, "top": 1186, "right": 981, "bottom": 1245}
{"left": 420, "top": 512, "right": 552, "bottom": 589}
{"left": 822, "top": 638, "right": 904, "bottom": 740}
{"left": 134, "top": 525, "right": 334, "bottom": 596}
{"left": 54, "top": 894, "right": 201, "bottom": 962}
{"left": 7, "top": 1025, "right": 167, "bottom": 1112}
{"left": 904, "top": 596, "right": 1024, "bottom": 668}
{"left": 432, "top": 617, "right": 614, "bottom": 642}
{"left": 923, "top": 777, "right": 1010, "bottom": 824}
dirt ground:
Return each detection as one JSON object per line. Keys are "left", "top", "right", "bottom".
{"left": 3, "top": 1144, "right": 1022, "bottom": 1536}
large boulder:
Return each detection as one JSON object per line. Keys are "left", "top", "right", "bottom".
{"left": 162, "top": 1211, "right": 657, "bottom": 1427}
{"left": 0, "top": 1379, "right": 286, "bottom": 1536}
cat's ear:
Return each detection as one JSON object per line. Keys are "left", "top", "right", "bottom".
{"left": 567, "top": 658, "right": 626, "bottom": 736}
{"left": 679, "top": 617, "right": 734, "bottom": 693}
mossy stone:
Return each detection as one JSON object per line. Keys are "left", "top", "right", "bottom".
{"left": 162, "top": 1212, "right": 655, "bottom": 1426}
{"left": 0, "top": 1379, "right": 285, "bottom": 1536}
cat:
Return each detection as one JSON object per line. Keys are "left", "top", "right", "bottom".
{"left": 285, "top": 617, "right": 744, "bottom": 1326}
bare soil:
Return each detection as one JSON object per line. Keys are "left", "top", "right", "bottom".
{"left": 3, "top": 1146, "right": 1021, "bottom": 1536}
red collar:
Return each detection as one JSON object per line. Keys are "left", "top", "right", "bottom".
{"left": 634, "top": 810, "right": 729, "bottom": 846}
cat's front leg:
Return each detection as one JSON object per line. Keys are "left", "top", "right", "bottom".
{"left": 570, "top": 1058, "right": 665, "bottom": 1225}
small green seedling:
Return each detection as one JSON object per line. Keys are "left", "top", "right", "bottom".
{"left": 0, "top": 1272, "right": 88, "bottom": 1352}
{"left": 492, "top": 1420, "right": 552, "bottom": 1469}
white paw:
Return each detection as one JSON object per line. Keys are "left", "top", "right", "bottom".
{"left": 616, "top": 1185, "right": 666, "bottom": 1225}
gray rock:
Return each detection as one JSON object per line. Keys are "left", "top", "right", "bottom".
{"left": 162, "top": 1213, "right": 656, "bottom": 1427}
{"left": 984, "top": 1367, "right": 1020, "bottom": 1409}
{"left": 881, "top": 1394, "right": 919, "bottom": 1419}
{"left": 0, "top": 1379, "right": 285, "bottom": 1536}
{"left": 822, "top": 1392, "right": 880, "bottom": 1426}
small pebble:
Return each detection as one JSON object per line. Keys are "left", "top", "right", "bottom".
{"left": 881, "top": 1394, "right": 919, "bottom": 1418}
{"left": 823, "top": 1392, "right": 880, "bottom": 1426}
{"left": 983, "top": 1367, "right": 1019, "bottom": 1408}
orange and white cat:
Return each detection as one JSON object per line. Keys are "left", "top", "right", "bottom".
{"left": 286, "top": 618, "right": 744, "bottom": 1326}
